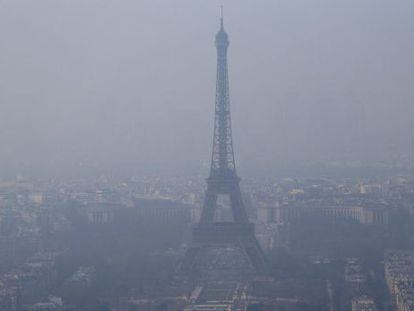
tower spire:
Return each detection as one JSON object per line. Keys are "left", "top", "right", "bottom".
{"left": 220, "top": 5, "right": 224, "bottom": 30}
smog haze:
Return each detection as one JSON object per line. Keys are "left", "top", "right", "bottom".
{"left": 1, "top": 0, "right": 413, "bottom": 176}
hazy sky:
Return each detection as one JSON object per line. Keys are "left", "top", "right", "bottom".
{"left": 1, "top": 0, "right": 414, "bottom": 176}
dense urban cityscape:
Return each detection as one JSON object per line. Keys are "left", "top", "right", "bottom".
{"left": 0, "top": 172, "right": 413, "bottom": 310}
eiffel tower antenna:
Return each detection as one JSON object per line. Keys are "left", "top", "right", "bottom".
{"left": 220, "top": 5, "right": 224, "bottom": 29}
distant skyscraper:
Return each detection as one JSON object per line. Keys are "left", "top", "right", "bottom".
{"left": 181, "top": 11, "right": 267, "bottom": 274}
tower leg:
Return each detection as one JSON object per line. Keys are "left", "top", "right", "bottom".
{"left": 199, "top": 192, "right": 217, "bottom": 224}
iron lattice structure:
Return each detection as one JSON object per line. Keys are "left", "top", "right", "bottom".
{"left": 181, "top": 15, "right": 267, "bottom": 275}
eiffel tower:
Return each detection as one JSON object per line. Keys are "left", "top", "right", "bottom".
{"left": 181, "top": 11, "right": 267, "bottom": 275}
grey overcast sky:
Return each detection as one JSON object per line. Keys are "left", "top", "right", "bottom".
{"left": 0, "top": 0, "right": 414, "bottom": 176}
